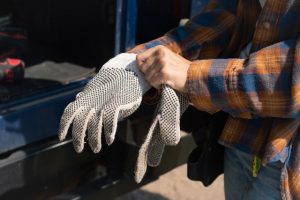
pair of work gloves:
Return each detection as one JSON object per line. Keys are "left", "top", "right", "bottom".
{"left": 58, "top": 53, "right": 189, "bottom": 182}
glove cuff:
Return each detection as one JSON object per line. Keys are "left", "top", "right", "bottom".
{"left": 102, "top": 53, "right": 151, "bottom": 93}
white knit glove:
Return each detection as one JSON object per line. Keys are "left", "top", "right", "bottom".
{"left": 135, "top": 85, "right": 189, "bottom": 182}
{"left": 58, "top": 53, "right": 151, "bottom": 153}
{"left": 58, "top": 53, "right": 189, "bottom": 183}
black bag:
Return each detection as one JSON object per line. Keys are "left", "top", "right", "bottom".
{"left": 187, "top": 111, "right": 227, "bottom": 187}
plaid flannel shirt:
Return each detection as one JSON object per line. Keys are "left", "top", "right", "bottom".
{"left": 132, "top": 0, "right": 300, "bottom": 199}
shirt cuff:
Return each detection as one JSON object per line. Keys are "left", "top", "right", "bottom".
{"left": 187, "top": 59, "right": 252, "bottom": 118}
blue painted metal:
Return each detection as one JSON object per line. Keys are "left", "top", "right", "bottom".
{"left": 115, "top": 0, "right": 209, "bottom": 54}
{"left": 0, "top": 0, "right": 208, "bottom": 154}
{"left": 0, "top": 80, "right": 88, "bottom": 154}
{"left": 0, "top": 0, "right": 134, "bottom": 154}
{"left": 114, "top": 0, "right": 137, "bottom": 54}
{"left": 114, "top": 0, "right": 125, "bottom": 55}
{"left": 125, "top": 0, "right": 137, "bottom": 51}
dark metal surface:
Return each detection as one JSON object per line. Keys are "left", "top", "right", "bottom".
{"left": 0, "top": 80, "right": 87, "bottom": 154}
{"left": 49, "top": 134, "right": 196, "bottom": 200}
{"left": 0, "top": 1, "right": 210, "bottom": 199}
{"left": 0, "top": 115, "right": 196, "bottom": 200}
{"left": 0, "top": 136, "right": 131, "bottom": 200}
{"left": 0, "top": 0, "right": 117, "bottom": 154}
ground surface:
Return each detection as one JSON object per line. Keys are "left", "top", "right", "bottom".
{"left": 117, "top": 164, "right": 225, "bottom": 200}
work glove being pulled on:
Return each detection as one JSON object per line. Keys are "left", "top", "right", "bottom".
{"left": 58, "top": 53, "right": 189, "bottom": 183}
{"left": 135, "top": 85, "right": 189, "bottom": 182}
{"left": 58, "top": 53, "right": 151, "bottom": 153}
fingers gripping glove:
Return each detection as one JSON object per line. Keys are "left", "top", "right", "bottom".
{"left": 135, "top": 85, "right": 189, "bottom": 182}
{"left": 58, "top": 53, "right": 151, "bottom": 153}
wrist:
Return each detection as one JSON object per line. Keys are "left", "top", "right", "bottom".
{"left": 176, "top": 60, "right": 191, "bottom": 94}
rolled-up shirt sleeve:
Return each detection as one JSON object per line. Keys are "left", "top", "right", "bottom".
{"left": 187, "top": 38, "right": 300, "bottom": 119}
{"left": 129, "top": 0, "right": 237, "bottom": 60}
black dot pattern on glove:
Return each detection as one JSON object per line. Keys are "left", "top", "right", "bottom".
{"left": 58, "top": 68, "right": 143, "bottom": 152}
{"left": 135, "top": 85, "right": 190, "bottom": 183}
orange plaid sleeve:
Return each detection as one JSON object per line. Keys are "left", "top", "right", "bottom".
{"left": 129, "top": 0, "right": 237, "bottom": 59}
{"left": 128, "top": 0, "right": 237, "bottom": 104}
{"left": 187, "top": 37, "right": 300, "bottom": 119}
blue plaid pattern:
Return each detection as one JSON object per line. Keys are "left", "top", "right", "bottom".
{"left": 130, "top": 0, "right": 300, "bottom": 198}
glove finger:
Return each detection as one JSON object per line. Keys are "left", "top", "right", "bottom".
{"left": 177, "top": 92, "right": 190, "bottom": 114}
{"left": 72, "top": 107, "right": 94, "bottom": 153}
{"left": 58, "top": 102, "right": 81, "bottom": 141}
{"left": 147, "top": 130, "right": 165, "bottom": 167}
{"left": 159, "top": 86, "right": 182, "bottom": 145}
{"left": 103, "top": 99, "right": 141, "bottom": 145}
{"left": 87, "top": 110, "right": 104, "bottom": 153}
{"left": 135, "top": 116, "right": 158, "bottom": 183}
{"left": 146, "top": 86, "right": 189, "bottom": 166}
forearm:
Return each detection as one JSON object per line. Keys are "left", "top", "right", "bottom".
{"left": 187, "top": 38, "right": 300, "bottom": 119}
{"left": 129, "top": 0, "right": 237, "bottom": 60}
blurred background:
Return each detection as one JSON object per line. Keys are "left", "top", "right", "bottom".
{"left": 0, "top": 0, "right": 225, "bottom": 199}
{"left": 118, "top": 165, "right": 224, "bottom": 200}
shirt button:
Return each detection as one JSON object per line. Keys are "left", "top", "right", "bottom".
{"left": 263, "top": 21, "right": 271, "bottom": 29}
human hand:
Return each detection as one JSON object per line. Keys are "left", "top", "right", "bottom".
{"left": 136, "top": 45, "right": 191, "bottom": 93}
